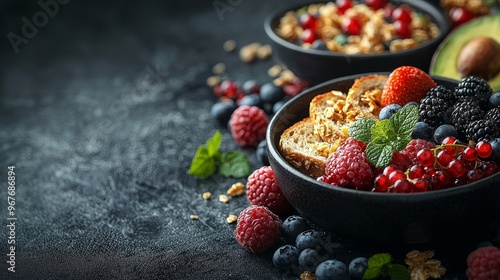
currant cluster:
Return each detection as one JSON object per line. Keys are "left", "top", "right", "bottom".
{"left": 373, "top": 137, "right": 500, "bottom": 193}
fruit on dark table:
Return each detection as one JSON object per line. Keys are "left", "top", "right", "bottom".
{"left": 430, "top": 15, "right": 500, "bottom": 92}
{"left": 281, "top": 215, "right": 310, "bottom": 244}
{"left": 210, "top": 100, "right": 237, "bottom": 126}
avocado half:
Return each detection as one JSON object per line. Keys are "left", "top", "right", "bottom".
{"left": 430, "top": 15, "right": 500, "bottom": 91}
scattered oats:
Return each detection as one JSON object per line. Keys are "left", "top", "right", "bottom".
{"left": 189, "top": 214, "right": 199, "bottom": 220}
{"left": 223, "top": 39, "right": 237, "bottom": 52}
{"left": 227, "top": 182, "right": 245, "bottom": 197}
{"left": 256, "top": 44, "right": 272, "bottom": 60}
{"left": 405, "top": 250, "right": 446, "bottom": 280}
{"left": 300, "top": 270, "right": 316, "bottom": 280}
{"left": 268, "top": 64, "right": 283, "bottom": 78}
{"left": 226, "top": 214, "right": 238, "bottom": 224}
{"left": 212, "top": 63, "right": 226, "bottom": 75}
{"left": 206, "top": 75, "right": 221, "bottom": 87}
{"left": 239, "top": 43, "right": 261, "bottom": 63}
{"left": 202, "top": 192, "right": 212, "bottom": 200}
{"left": 219, "top": 194, "right": 230, "bottom": 203}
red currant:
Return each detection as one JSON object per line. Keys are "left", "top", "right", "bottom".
{"left": 219, "top": 80, "right": 240, "bottom": 99}
{"left": 394, "top": 20, "right": 412, "bottom": 38}
{"left": 299, "top": 13, "right": 317, "bottom": 30}
{"left": 448, "top": 159, "right": 466, "bottom": 178}
{"left": 476, "top": 141, "right": 493, "bottom": 159}
{"left": 391, "top": 6, "right": 412, "bottom": 24}
{"left": 383, "top": 3, "right": 395, "bottom": 19}
{"left": 435, "top": 170, "right": 453, "bottom": 189}
{"left": 449, "top": 7, "right": 475, "bottom": 29}
{"left": 342, "top": 17, "right": 363, "bottom": 36}
{"left": 466, "top": 169, "right": 486, "bottom": 183}
{"left": 417, "top": 149, "right": 434, "bottom": 167}
{"left": 413, "top": 178, "right": 429, "bottom": 192}
{"left": 301, "top": 28, "right": 318, "bottom": 44}
{"left": 382, "top": 165, "right": 398, "bottom": 176}
{"left": 337, "top": 0, "right": 354, "bottom": 15}
{"left": 374, "top": 174, "right": 390, "bottom": 192}
{"left": 436, "top": 149, "right": 455, "bottom": 167}
{"left": 408, "top": 165, "right": 424, "bottom": 179}
{"left": 463, "top": 147, "right": 478, "bottom": 161}
{"left": 481, "top": 160, "right": 500, "bottom": 176}
{"left": 388, "top": 170, "right": 406, "bottom": 185}
{"left": 365, "top": 0, "right": 387, "bottom": 10}
{"left": 393, "top": 179, "right": 413, "bottom": 193}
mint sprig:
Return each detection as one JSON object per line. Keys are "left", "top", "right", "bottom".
{"left": 363, "top": 253, "right": 410, "bottom": 280}
{"left": 349, "top": 105, "right": 419, "bottom": 167}
{"left": 189, "top": 130, "right": 252, "bottom": 178}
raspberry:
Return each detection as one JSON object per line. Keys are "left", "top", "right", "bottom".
{"left": 466, "top": 246, "right": 500, "bottom": 280}
{"left": 229, "top": 105, "right": 269, "bottom": 147}
{"left": 402, "top": 139, "right": 436, "bottom": 164}
{"left": 324, "top": 138, "right": 374, "bottom": 191}
{"left": 246, "top": 166, "right": 292, "bottom": 214}
{"left": 235, "top": 205, "right": 282, "bottom": 253}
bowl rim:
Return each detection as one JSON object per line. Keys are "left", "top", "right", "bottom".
{"left": 264, "top": 0, "right": 450, "bottom": 59}
{"left": 267, "top": 72, "right": 500, "bottom": 200}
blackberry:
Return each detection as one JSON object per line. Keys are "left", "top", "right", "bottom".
{"left": 485, "top": 107, "right": 500, "bottom": 128}
{"left": 418, "top": 86, "right": 454, "bottom": 127}
{"left": 450, "top": 100, "right": 484, "bottom": 134}
{"left": 465, "top": 119, "right": 499, "bottom": 142}
{"left": 454, "top": 76, "right": 493, "bottom": 105}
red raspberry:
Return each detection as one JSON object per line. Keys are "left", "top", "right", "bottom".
{"left": 246, "top": 166, "right": 292, "bottom": 214}
{"left": 324, "top": 138, "right": 374, "bottom": 191}
{"left": 401, "top": 139, "right": 436, "bottom": 164}
{"left": 229, "top": 105, "right": 269, "bottom": 147}
{"left": 234, "top": 205, "right": 282, "bottom": 253}
{"left": 466, "top": 246, "right": 500, "bottom": 280}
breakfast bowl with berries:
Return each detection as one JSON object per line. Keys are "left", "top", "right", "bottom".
{"left": 266, "top": 66, "right": 500, "bottom": 245}
{"left": 264, "top": 0, "right": 450, "bottom": 85}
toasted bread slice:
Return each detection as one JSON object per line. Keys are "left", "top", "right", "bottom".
{"left": 279, "top": 117, "right": 331, "bottom": 178}
{"left": 310, "top": 74, "right": 388, "bottom": 143}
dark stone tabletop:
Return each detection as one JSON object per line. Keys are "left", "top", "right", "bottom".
{"left": 0, "top": 0, "right": 493, "bottom": 279}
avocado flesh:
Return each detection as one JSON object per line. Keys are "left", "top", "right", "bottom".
{"left": 430, "top": 15, "right": 500, "bottom": 92}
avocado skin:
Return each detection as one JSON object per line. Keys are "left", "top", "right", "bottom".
{"left": 430, "top": 15, "right": 500, "bottom": 92}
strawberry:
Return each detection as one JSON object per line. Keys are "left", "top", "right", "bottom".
{"left": 380, "top": 66, "right": 437, "bottom": 108}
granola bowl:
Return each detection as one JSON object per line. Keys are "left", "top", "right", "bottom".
{"left": 266, "top": 73, "right": 500, "bottom": 245}
{"left": 264, "top": 0, "right": 450, "bottom": 85}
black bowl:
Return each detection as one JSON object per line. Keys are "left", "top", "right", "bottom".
{"left": 264, "top": 0, "right": 450, "bottom": 85}
{"left": 267, "top": 73, "right": 500, "bottom": 245}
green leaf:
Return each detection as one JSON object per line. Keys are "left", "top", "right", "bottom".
{"left": 206, "top": 130, "right": 222, "bottom": 157}
{"left": 349, "top": 118, "right": 376, "bottom": 143}
{"left": 219, "top": 151, "right": 252, "bottom": 178}
{"left": 388, "top": 264, "right": 410, "bottom": 280}
{"left": 366, "top": 142, "right": 394, "bottom": 167}
{"left": 371, "top": 119, "right": 396, "bottom": 143}
{"left": 362, "top": 265, "right": 382, "bottom": 280}
{"left": 391, "top": 105, "right": 418, "bottom": 142}
{"left": 363, "top": 253, "right": 393, "bottom": 280}
{"left": 189, "top": 146, "right": 217, "bottom": 178}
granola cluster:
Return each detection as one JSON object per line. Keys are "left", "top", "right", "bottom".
{"left": 275, "top": 2, "right": 440, "bottom": 54}
{"left": 405, "top": 250, "right": 447, "bottom": 280}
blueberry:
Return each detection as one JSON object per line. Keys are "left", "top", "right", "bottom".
{"left": 299, "top": 248, "right": 323, "bottom": 272}
{"left": 412, "top": 121, "right": 434, "bottom": 141}
{"left": 489, "top": 92, "right": 500, "bottom": 108}
{"left": 210, "top": 100, "right": 236, "bottom": 127}
{"left": 315, "top": 260, "right": 349, "bottom": 280}
{"left": 348, "top": 257, "right": 368, "bottom": 280}
{"left": 379, "top": 104, "right": 402, "bottom": 120}
{"left": 296, "top": 229, "right": 325, "bottom": 252}
{"left": 272, "top": 244, "right": 300, "bottom": 271}
{"left": 433, "top": 124, "right": 458, "bottom": 144}
{"left": 281, "top": 215, "right": 310, "bottom": 244}
{"left": 256, "top": 140, "right": 270, "bottom": 166}
{"left": 260, "top": 83, "right": 285, "bottom": 105}
{"left": 242, "top": 80, "right": 260, "bottom": 95}
{"left": 312, "top": 39, "right": 328, "bottom": 51}
{"left": 488, "top": 138, "right": 500, "bottom": 162}
{"left": 238, "top": 94, "right": 262, "bottom": 108}
{"left": 404, "top": 101, "right": 419, "bottom": 108}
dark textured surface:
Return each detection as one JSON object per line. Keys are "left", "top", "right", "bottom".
{"left": 0, "top": 0, "right": 492, "bottom": 279}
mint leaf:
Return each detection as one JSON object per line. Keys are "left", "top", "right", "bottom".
{"left": 371, "top": 119, "right": 396, "bottom": 143}
{"left": 206, "top": 130, "right": 222, "bottom": 157}
{"left": 366, "top": 142, "right": 394, "bottom": 168}
{"left": 391, "top": 105, "right": 418, "bottom": 144}
{"left": 219, "top": 151, "right": 251, "bottom": 178}
{"left": 363, "top": 253, "right": 393, "bottom": 280}
{"left": 388, "top": 264, "right": 410, "bottom": 280}
{"left": 349, "top": 118, "right": 376, "bottom": 143}
{"left": 189, "top": 146, "right": 217, "bottom": 178}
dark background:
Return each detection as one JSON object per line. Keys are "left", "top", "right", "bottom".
{"left": 0, "top": 0, "right": 482, "bottom": 279}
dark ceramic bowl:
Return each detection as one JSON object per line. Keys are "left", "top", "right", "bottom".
{"left": 267, "top": 73, "right": 500, "bottom": 245}
{"left": 264, "top": 0, "right": 450, "bottom": 85}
